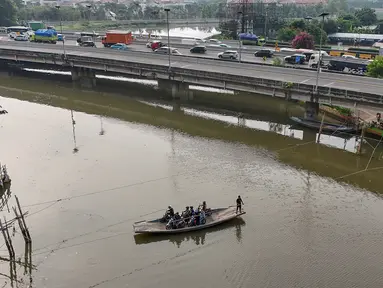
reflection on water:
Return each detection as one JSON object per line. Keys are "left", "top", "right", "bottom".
{"left": 140, "top": 100, "right": 370, "bottom": 154}
{"left": 134, "top": 218, "right": 245, "bottom": 248}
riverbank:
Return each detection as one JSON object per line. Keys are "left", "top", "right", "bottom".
{"left": 0, "top": 73, "right": 382, "bottom": 193}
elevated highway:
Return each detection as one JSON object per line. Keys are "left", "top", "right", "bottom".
{"left": 0, "top": 44, "right": 382, "bottom": 111}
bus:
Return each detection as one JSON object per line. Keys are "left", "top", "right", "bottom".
{"left": 6, "top": 26, "right": 31, "bottom": 34}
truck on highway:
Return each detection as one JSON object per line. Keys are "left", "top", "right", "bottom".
{"left": 28, "top": 21, "right": 45, "bottom": 31}
{"left": 30, "top": 29, "right": 58, "bottom": 44}
{"left": 102, "top": 30, "right": 134, "bottom": 47}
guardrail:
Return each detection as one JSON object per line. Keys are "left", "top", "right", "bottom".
{"left": 1, "top": 47, "right": 381, "bottom": 103}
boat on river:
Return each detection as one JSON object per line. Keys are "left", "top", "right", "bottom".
{"left": 133, "top": 206, "right": 246, "bottom": 234}
{"left": 290, "top": 116, "right": 357, "bottom": 133}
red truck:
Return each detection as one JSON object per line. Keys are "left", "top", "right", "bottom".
{"left": 102, "top": 30, "right": 134, "bottom": 47}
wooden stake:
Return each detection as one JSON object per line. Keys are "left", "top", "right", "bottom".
{"left": 13, "top": 207, "right": 27, "bottom": 242}
{"left": 4, "top": 217, "right": 15, "bottom": 259}
{"left": 317, "top": 112, "right": 325, "bottom": 143}
{"left": 0, "top": 219, "right": 12, "bottom": 260}
{"left": 358, "top": 126, "right": 365, "bottom": 154}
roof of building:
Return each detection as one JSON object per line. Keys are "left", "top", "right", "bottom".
{"left": 328, "top": 33, "right": 383, "bottom": 40}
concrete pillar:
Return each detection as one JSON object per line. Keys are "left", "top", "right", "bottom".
{"left": 71, "top": 67, "right": 96, "bottom": 88}
{"left": 158, "top": 79, "right": 191, "bottom": 100}
{"left": 304, "top": 101, "right": 319, "bottom": 119}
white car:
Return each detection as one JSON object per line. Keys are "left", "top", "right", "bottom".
{"left": 217, "top": 50, "right": 238, "bottom": 60}
{"left": 208, "top": 39, "right": 221, "bottom": 44}
{"left": 155, "top": 47, "right": 182, "bottom": 55}
{"left": 8, "top": 32, "right": 17, "bottom": 39}
{"left": 14, "top": 35, "right": 29, "bottom": 41}
{"left": 342, "top": 55, "right": 357, "bottom": 59}
{"left": 209, "top": 43, "right": 231, "bottom": 48}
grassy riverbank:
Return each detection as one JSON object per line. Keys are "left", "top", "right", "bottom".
{"left": 0, "top": 74, "right": 382, "bottom": 194}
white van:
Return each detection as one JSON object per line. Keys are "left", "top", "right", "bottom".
{"left": 181, "top": 38, "right": 198, "bottom": 45}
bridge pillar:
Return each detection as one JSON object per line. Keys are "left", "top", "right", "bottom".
{"left": 304, "top": 101, "right": 319, "bottom": 119}
{"left": 158, "top": 79, "right": 193, "bottom": 100}
{"left": 71, "top": 67, "right": 96, "bottom": 88}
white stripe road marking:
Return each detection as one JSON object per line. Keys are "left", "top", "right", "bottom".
{"left": 324, "top": 82, "right": 335, "bottom": 87}
{"left": 181, "top": 64, "right": 191, "bottom": 68}
{"left": 300, "top": 79, "right": 311, "bottom": 84}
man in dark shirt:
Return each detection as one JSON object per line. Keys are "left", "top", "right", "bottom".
{"left": 236, "top": 196, "right": 244, "bottom": 213}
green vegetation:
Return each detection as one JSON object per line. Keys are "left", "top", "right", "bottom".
{"left": 367, "top": 56, "right": 383, "bottom": 78}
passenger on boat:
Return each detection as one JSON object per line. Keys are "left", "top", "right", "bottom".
{"left": 174, "top": 212, "right": 181, "bottom": 221}
{"left": 182, "top": 206, "right": 190, "bottom": 218}
{"left": 200, "top": 209, "right": 206, "bottom": 225}
{"left": 202, "top": 201, "right": 207, "bottom": 211}
{"left": 195, "top": 208, "right": 201, "bottom": 225}
{"left": 190, "top": 206, "right": 195, "bottom": 215}
{"left": 167, "top": 206, "right": 175, "bottom": 217}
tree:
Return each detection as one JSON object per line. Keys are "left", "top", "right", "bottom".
{"left": 218, "top": 20, "right": 238, "bottom": 39}
{"left": 290, "top": 19, "right": 306, "bottom": 30}
{"left": 0, "top": 0, "right": 17, "bottom": 26}
{"left": 277, "top": 27, "right": 296, "bottom": 42}
{"left": 292, "top": 32, "right": 314, "bottom": 49}
{"left": 355, "top": 7, "right": 377, "bottom": 26}
{"left": 306, "top": 23, "right": 327, "bottom": 46}
{"left": 367, "top": 57, "right": 383, "bottom": 79}
{"left": 323, "top": 19, "right": 338, "bottom": 34}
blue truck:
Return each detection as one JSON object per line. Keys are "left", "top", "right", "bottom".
{"left": 30, "top": 29, "right": 58, "bottom": 44}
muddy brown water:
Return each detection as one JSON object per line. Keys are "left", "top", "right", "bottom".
{"left": 0, "top": 75, "right": 383, "bottom": 288}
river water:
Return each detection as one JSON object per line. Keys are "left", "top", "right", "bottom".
{"left": 1, "top": 75, "right": 383, "bottom": 288}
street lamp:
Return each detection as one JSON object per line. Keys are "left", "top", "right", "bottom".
{"left": 315, "top": 12, "right": 329, "bottom": 94}
{"left": 55, "top": 5, "right": 66, "bottom": 58}
{"left": 164, "top": 8, "right": 171, "bottom": 74}
{"left": 238, "top": 11, "right": 243, "bottom": 63}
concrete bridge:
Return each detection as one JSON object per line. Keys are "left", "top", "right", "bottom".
{"left": 0, "top": 45, "right": 382, "bottom": 115}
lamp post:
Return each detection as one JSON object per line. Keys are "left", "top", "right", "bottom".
{"left": 238, "top": 11, "right": 243, "bottom": 63}
{"left": 55, "top": 5, "right": 66, "bottom": 58}
{"left": 315, "top": 12, "right": 329, "bottom": 94}
{"left": 164, "top": 8, "right": 171, "bottom": 74}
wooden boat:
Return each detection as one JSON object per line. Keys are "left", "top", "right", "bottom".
{"left": 290, "top": 116, "right": 357, "bottom": 133}
{"left": 133, "top": 206, "right": 246, "bottom": 234}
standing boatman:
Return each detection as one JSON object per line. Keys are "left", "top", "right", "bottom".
{"left": 236, "top": 196, "right": 244, "bottom": 214}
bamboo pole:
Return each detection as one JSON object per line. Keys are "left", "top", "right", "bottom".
{"left": 15, "top": 196, "right": 31, "bottom": 243}
{"left": 358, "top": 126, "right": 365, "bottom": 154}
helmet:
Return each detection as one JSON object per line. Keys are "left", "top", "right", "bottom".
{"left": 203, "top": 201, "right": 206, "bottom": 204}
{"left": 168, "top": 206, "right": 172, "bottom": 209}
{"left": 186, "top": 206, "right": 189, "bottom": 209}
{"left": 190, "top": 206, "right": 193, "bottom": 209}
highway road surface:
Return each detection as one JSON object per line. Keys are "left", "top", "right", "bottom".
{"left": 0, "top": 43, "right": 382, "bottom": 95}
{"left": 0, "top": 38, "right": 309, "bottom": 67}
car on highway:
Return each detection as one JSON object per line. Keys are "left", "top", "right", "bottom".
{"left": 209, "top": 43, "right": 231, "bottom": 48}
{"left": 254, "top": 49, "right": 273, "bottom": 58}
{"left": 111, "top": 43, "right": 128, "bottom": 50}
{"left": 194, "top": 38, "right": 206, "bottom": 43}
{"left": 8, "top": 32, "right": 17, "bottom": 39}
{"left": 342, "top": 54, "right": 357, "bottom": 59}
{"left": 217, "top": 50, "right": 238, "bottom": 60}
{"left": 190, "top": 46, "right": 207, "bottom": 54}
{"left": 14, "top": 35, "right": 29, "bottom": 41}
{"left": 146, "top": 40, "right": 158, "bottom": 48}
{"left": 150, "top": 41, "right": 165, "bottom": 51}
{"left": 207, "top": 39, "right": 221, "bottom": 44}
{"left": 284, "top": 54, "right": 306, "bottom": 64}
{"left": 57, "top": 34, "right": 64, "bottom": 41}
{"left": 155, "top": 47, "right": 182, "bottom": 55}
